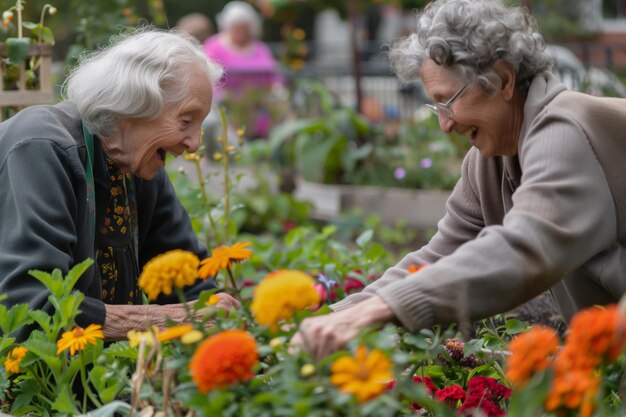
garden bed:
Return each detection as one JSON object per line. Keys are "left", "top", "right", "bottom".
{"left": 294, "top": 179, "right": 451, "bottom": 229}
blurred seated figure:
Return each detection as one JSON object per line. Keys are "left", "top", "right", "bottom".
{"left": 203, "top": 1, "right": 285, "bottom": 140}
{"left": 175, "top": 12, "right": 214, "bottom": 44}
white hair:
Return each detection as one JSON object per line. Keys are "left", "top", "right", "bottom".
{"left": 217, "top": 1, "right": 262, "bottom": 38}
{"left": 64, "top": 27, "right": 223, "bottom": 137}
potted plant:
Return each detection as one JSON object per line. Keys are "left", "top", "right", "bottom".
{"left": 0, "top": 0, "right": 56, "bottom": 121}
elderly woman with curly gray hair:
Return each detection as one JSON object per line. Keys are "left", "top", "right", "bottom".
{"left": 293, "top": 0, "right": 626, "bottom": 359}
{"left": 0, "top": 28, "right": 239, "bottom": 342}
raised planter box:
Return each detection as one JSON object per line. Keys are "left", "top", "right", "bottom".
{"left": 294, "top": 179, "right": 451, "bottom": 229}
{"left": 0, "top": 43, "right": 54, "bottom": 121}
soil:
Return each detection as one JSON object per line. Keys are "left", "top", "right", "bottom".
{"left": 505, "top": 290, "right": 568, "bottom": 336}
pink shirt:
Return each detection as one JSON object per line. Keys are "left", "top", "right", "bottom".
{"left": 203, "top": 35, "right": 283, "bottom": 99}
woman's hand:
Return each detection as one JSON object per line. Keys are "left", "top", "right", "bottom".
{"left": 290, "top": 296, "right": 395, "bottom": 360}
{"left": 103, "top": 292, "right": 241, "bottom": 340}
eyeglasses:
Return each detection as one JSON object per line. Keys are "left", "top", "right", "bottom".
{"left": 424, "top": 83, "right": 469, "bottom": 120}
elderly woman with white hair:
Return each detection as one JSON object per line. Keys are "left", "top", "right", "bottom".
{"left": 0, "top": 28, "right": 239, "bottom": 342}
{"left": 293, "top": 0, "right": 626, "bottom": 360}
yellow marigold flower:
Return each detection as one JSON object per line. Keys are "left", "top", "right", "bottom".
{"left": 269, "top": 337, "right": 284, "bottom": 349}
{"left": 5, "top": 347, "right": 28, "bottom": 374}
{"left": 330, "top": 345, "right": 393, "bottom": 403}
{"left": 250, "top": 270, "right": 320, "bottom": 328}
{"left": 56, "top": 324, "right": 104, "bottom": 355}
{"left": 181, "top": 330, "right": 204, "bottom": 345}
{"left": 138, "top": 250, "right": 200, "bottom": 301}
{"left": 300, "top": 363, "right": 315, "bottom": 377}
{"left": 198, "top": 242, "right": 252, "bottom": 279}
{"left": 505, "top": 326, "right": 559, "bottom": 388}
{"left": 206, "top": 294, "right": 220, "bottom": 306}
{"left": 189, "top": 329, "right": 258, "bottom": 393}
{"left": 158, "top": 324, "right": 194, "bottom": 342}
{"left": 127, "top": 327, "right": 159, "bottom": 348}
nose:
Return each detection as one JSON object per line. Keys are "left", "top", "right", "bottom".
{"left": 438, "top": 113, "right": 455, "bottom": 133}
{"left": 184, "top": 129, "right": 202, "bottom": 153}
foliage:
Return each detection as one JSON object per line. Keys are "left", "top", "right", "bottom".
{"left": 268, "top": 80, "right": 466, "bottom": 190}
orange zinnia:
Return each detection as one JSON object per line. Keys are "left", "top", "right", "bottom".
{"left": 56, "top": 324, "right": 104, "bottom": 355}
{"left": 198, "top": 242, "right": 252, "bottom": 278}
{"left": 189, "top": 329, "right": 258, "bottom": 393}
{"left": 330, "top": 345, "right": 393, "bottom": 403}
{"left": 505, "top": 326, "right": 559, "bottom": 388}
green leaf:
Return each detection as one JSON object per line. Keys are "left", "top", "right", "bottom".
{"left": 103, "top": 341, "right": 138, "bottom": 361}
{"left": 76, "top": 400, "right": 132, "bottom": 417}
{"left": 463, "top": 338, "right": 484, "bottom": 356}
{"left": 29, "top": 310, "right": 52, "bottom": 335}
{"left": 28, "top": 269, "right": 63, "bottom": 298}
{"left": 51, "top": 384, "right": 79, "bottom": 414}
{"left": 65, "top": 259, "right": 94, "bottom": 293}
{"left": 0, "top": 304, "right": 33, "bottom": 335}
{"left": 365, "top": 243, "right": 385, "bottom": 262}
{"left": 355, "top": 229, "right": 374, "bottom": 248}
{"left": 6, "top": 37, "right": 31, "bottom": 64}
{"left": 22, "top": 21, "right": 38, "bottom": 30}
{"left": 505, "top": 318, "right": 529, "bottom": 335}
{"left": 23, "top": 330, "right": 61, "bottom": 377}
{"left": 39, "top": 27, "right": 55, "bottom": 44}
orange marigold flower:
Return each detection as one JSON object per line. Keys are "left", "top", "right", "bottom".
{"left": 566, "top": 305, "right": 626, "bottom": 365}
{"left": 189, "top": 329, "right": 258, "bottom": 393}
{"left": 4, "top": 347, "right": 28, "bottom": 374}
{"left": 138, "top": 250, "right": 200, "bottom": 300}
{"left": 198, "top": 242, "right": 252, "bottom": 279}
{"left": 545, "top": 369, "right": 599, "bottom": 417}
{"left": 505, "top": 326, "right": 559, "bottom": 388}
{"left": 56, "top": 324, "right": 104, "bottom": 355}
{"left": 250, "top": 270, "right": 320, "bottom": 329}
{"left": 158, "top": 324, "right": 194, "bottom": 342}
{"left": 330, "top": 345, "right": 393, "bottom": 403}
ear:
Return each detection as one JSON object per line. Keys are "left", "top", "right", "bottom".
{"left": 493, "top": 59, "right": 517, "bottom": 101}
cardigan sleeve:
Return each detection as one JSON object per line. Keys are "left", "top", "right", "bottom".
{"left": 331, "top": 149, "right": 486, "bottom": 311}
{"left": 0, "top": 139, "right": 106, "bottom": 339}
{"left": 375, "top": 116, "right": 617, "bottom": 332}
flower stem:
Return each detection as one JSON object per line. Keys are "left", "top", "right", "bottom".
{"left": 217, "top": 105, "right": 231, "bottom": 242}
{"left": 175, "top": 286, "right": 193, "bottom": 322}
{"left": 226, "top": 267, "right": 239, "bottom": 297}
{"left": 192, "top": 154, "right": 219, "bottom": 242}
{"left": 79, "top": 353, "right": 102, "bottom": 411}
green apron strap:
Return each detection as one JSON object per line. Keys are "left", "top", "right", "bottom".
{"left": 82, "top": 123, "right": 96, "bottom": 246}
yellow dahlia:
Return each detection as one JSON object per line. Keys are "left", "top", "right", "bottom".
{"left": 138, "top": 250, "right": 200, "bottom": 301}
{"left": 198, "top": 242, "right": 252, "bottom": 278}
{"left": 250, "top": 270, "right": 320, "bottom": 328}
{"left": 56, "top": 324, "right": 104, "bottom": 355}
{"left": 189, "top": 329, "right": 258, "bottom": 393}
{"left": 4, "top": 346, "right": 28, "bottom": 374}
{"left": 330, "top": 345, "right": 393, "bottom": 403}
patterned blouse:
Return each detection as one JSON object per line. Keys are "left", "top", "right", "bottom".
{"left": 95, "top": 158, "right": 141, "bottom": 305}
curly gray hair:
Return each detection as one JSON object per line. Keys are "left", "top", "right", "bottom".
{"left": 64, "top": 27, "right": 223, "bottom": 137}
{"left": 390, "top": 0, "right": 553, "bottom": 93}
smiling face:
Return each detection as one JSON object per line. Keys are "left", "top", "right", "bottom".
{"left": 419, "top": 59, "right": 523, "bottom": 157}
{"left": 102, "top": 65, "right": 212, "bottom": 180}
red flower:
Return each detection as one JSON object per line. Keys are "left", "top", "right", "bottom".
{"left": 467, "top": 376, "right": 511, "bottom": 401}
{"left": 343, "top": 277, "right": 365, "bottom": 294}
{"left": 412, "top": 375, "right": 438, "bottom": 394}
{"left": 434, "top": 384, "right": 466, "bottom": 407}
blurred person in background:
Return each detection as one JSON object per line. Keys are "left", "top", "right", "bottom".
{"left": 175, "top": 12, "right": 214, "bottom": 44}
{"left": 203, "top": 1, "right": 284, "bottom": 140}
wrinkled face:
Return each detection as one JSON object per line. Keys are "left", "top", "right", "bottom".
{"left": 104, "top": 65, "right": 212, "bottom": 180}
{"left": 420, "top": 59, "right": 519, "bottom": 157}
